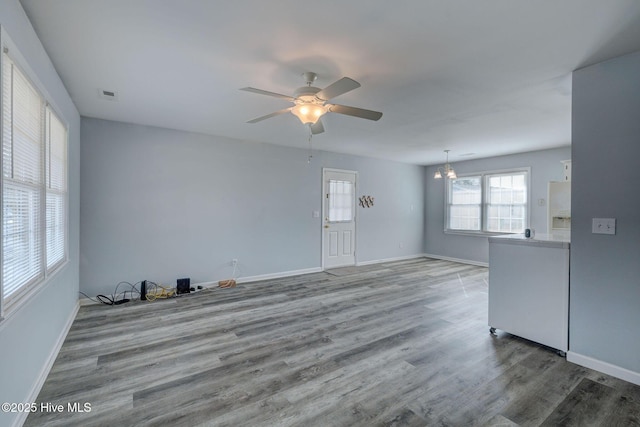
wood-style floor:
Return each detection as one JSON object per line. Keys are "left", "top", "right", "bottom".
{"left": 26, "top": 258, "right": 640, "bottom": 426}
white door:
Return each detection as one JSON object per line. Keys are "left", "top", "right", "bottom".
{"left": 322, "top": 169, "right": 357, "bottom": 269}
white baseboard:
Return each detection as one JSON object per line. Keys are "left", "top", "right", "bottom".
{"left": 198, "top": 255, "right": 474, "bottom": 288}
{"left": 567, "top": 351, "right": 640, "bottom": 386}
{"left": 356, "top": 254, "right": 427, "bottom": 266}
{"left": 83, "top": 255, "right": 481, "bottom": 299}
{"left": 237, "top": 267, "right": 323, "bottom": 283}
{"left": 423, "top": 253, "right": 489, "bottom": 268}
{"left": 78, "top": 267, "right": 325, "bottom": 299}
{"left": 192, "top": 267, "right": 324, "bottom": 289}
{"left": 13, "top": 301, "right": 79, "bottom": 427}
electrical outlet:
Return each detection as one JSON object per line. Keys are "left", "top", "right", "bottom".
{"left": 592, "top": 218, "right": 616, "bottom": 235}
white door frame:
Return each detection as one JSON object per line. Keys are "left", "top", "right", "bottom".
{"left": 321, "top": 168, "right": 358, "bottom": 270}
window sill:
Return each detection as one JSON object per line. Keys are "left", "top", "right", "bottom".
{"left": 0, "top": 258, "right": 69, "bottom": 328}
{"left": 444, "top": 229, "right": 519, "bottom": 238}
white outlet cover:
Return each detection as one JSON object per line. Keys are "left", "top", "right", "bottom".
{"left": 592, "top": 218, "right": 616, "bottom": 235}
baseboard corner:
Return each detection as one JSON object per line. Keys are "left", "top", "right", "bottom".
{"left": 567, "top": 351, "right": 640, "bottom": 386}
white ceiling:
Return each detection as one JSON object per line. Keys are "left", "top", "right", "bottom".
{"left": 20, "top": 0, "right": 640, "bottom": 165}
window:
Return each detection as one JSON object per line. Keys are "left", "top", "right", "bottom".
{"left": 448, "top": 176, "right": 481, "bottom": 231}
{"left": 328, "top": 180, "right": 353, "bottom": 222}
{"left": 486, "top": 173, "right": 527, "bottom": 232}
{"left": 1, "top": 47, "right": 68, "bottom": 318}
{"left": 446, "top": 169, "right": 529, "bottom": 234}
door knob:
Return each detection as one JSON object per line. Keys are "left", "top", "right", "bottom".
{"left": 324, "top": 225, "right": 330, "bottom": 228}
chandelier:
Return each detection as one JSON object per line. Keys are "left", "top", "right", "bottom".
{"left": 434, "top": 150, "right": 457, "bottom": 179}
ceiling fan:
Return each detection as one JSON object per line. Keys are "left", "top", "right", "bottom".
{"left": 240, "top": 72, "right": 382, "bottom": 135}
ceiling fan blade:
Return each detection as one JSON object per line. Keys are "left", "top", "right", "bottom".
{"left": 316, "top": 77, "right": 361, "bottom": 101}
{"left": 240, "top": 87, "right": 295, "bottom": 102}
{"left": 246, "top": 107, "right": 293, "bottom": 123}
{"left": 310, "top": 119, "right": 325, "bottom": 135}
{"left": 329, "top": 104, "right": 383, "bottom": 121}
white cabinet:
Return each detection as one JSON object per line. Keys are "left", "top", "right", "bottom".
{"left": 488, "top": 234, "right": 570, "bottom": 354}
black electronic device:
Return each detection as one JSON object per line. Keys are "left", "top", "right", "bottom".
{"left": 177, "top": 278, "right": 191, "bottom": 294}
{"left": 140, "top": 280, "right": 147, "bottom": 301}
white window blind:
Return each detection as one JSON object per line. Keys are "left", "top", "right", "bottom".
{"left": 1, "top": 48, "right": 68, "bottom": 316}
{"left": 2, "top": 53, "right": 44, "bottom": 303}
{"left": 45, "top": 107, "right": 67, "bottom": 269}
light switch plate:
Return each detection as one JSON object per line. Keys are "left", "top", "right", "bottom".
{"left": 592, "top": 218, "right": 616, "bottom": 235}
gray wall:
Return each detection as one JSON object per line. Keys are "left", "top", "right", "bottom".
{"left": 570, "top": 50, "right": 640, "bottom": 374}
{"left": 424, "top": 147, "right": 571, "bottom": 264}
{"left": 80, "top": 118, "right": 424, "bottom": 296}
{"left": 0, "top": 2, "right": 81, "bottom": 426}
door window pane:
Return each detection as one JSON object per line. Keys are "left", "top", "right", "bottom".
{"left": 328, "top": 180, "right": 353, "bottom": 222}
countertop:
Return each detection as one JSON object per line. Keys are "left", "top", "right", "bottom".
{"left": 488, "top": 233, "right": 570, "bottom": 249}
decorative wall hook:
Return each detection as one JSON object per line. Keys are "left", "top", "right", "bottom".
{"left": 359, "top": 195, "right": 375, "bottom": 208}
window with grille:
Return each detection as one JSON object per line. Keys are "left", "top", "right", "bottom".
{"left": 327, "top": 180, "right": 353, "bottom": 222}
{"left": 448, "top": 176, "right": 481, "bottom": 231}
{"left": 485, "top": 172, "right": 527, "bottom": 233}
{"left": 1, "top": 47, "right": 68, "bottom": 318}
{"left": 445, "top": 169, "right": 529, "bottom": 234}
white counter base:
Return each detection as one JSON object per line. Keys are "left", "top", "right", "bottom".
{"left": 488, "top": 234, "right": 570, "bottom": 353}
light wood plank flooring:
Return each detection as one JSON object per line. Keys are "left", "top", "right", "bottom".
{"left": 26, "top": 258, "right": 640, "bottom": 426}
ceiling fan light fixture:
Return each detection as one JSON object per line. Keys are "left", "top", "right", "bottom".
{"left": 291, "top": 103, "right": 327, "bottom": 124}
{"left": 241, "top": 72, "right": 382, "bottom": 133}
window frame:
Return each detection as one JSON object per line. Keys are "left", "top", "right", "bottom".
{"left": 444, "top": 167, "right": 531, "bottom": 237}
{"left": 327, "top": 179, "right": 355, "bottom": 223}
{"left": 0, "top": 30, "right": 69, "bottom": 322}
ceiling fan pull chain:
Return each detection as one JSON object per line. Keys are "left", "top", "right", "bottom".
{"left": 308, "top": 128, "right": 313, "bottom": 163}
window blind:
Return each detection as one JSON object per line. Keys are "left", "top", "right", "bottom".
{"left": 2, "top": 54, "right": 44, "bottom": 304}
{"left": 45, "top": 107, "right": 67, "bottom": 269}
{"left": 1, "top": 49, "right": 68, "bottom": 316}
